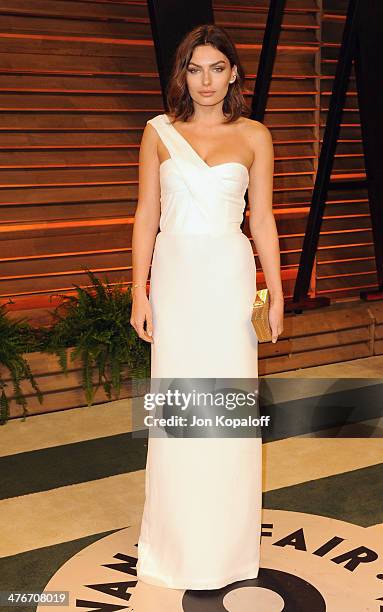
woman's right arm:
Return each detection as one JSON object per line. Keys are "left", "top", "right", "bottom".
{"left": 130, "top": 123, "right": 161, "bottom": 343}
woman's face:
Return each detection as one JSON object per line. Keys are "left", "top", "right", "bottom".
{"left": 185, "top": 44, "right": 236, "bottom": 107}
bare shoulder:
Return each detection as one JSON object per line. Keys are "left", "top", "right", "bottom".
{"left": 239, "top": 117, "right": 273, "bottom": 144}
{"left": 238, "top": 118, "right": 273, "bottom": 169}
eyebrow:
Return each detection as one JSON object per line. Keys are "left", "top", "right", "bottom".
{"left": 188, "top": 60, "right": 226, "bottom": 67}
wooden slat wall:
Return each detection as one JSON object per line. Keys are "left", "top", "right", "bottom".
{"left": 317, "top": 0, "right": 376, "bottom": 301}
{"left": 0, "top": 0, "right": 155, "bottom": 307}
{"left": 217, "top": 0, "right": 321, "bottom": 302}
{"left": 0, "top": 0, "right": 377, "bottom": 314}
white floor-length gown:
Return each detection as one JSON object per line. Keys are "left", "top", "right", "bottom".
{"left": 136, "top": 113, "right": 262, "bottom": 590}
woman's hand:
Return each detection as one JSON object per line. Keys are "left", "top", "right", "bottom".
{"left": 130, "top": 289, "right": 154, "bottom": 343}
{"left": 269, "top": 295, "right": 284, "bottom": 344}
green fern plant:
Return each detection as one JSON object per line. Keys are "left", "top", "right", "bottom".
{"left": 45, "top": 269, "right": 150, "bottom": 406}
{"left": 0, "top": 301, "right": 43, "bottom": 425}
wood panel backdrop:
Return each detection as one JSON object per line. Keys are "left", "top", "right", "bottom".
{"left": 0, "top": 0, "right": 377, "bottom": 316}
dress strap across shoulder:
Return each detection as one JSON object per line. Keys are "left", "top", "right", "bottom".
{"left": 146, "top": 114, "right": 225, "bottom": 221}
{"left": 147, "top": 114, "right": 206, "bottom": 168}
{"left": 146, "top": 114, "right": 178, "bottom": 161}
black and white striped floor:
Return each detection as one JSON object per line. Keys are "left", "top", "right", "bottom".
{"left": 0, "top": 356, "right": 382, "bottom": 611}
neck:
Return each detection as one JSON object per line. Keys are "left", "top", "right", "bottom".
{"left": 189, "top": 101, "right": 227, "bottom": 125}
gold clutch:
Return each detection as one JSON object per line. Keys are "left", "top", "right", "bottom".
{"left": 252, "top": 288, "right": 273, "bottom": 343}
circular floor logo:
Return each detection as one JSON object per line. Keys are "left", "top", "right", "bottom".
{"left": 39, "top": 510, "right": 383, "bottom": 611}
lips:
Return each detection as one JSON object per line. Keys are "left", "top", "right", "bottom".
{"left": 199, "top": 91, "right": 215, "bottom": 96}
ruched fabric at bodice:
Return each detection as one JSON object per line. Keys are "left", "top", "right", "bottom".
{"left": 147, "top": 113, "right": 249, "bottom": 235}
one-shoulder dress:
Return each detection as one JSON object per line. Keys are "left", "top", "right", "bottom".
{"left": 135, "top": 113, "right": 262, "bottom": 590}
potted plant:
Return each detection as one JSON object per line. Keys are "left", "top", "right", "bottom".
{"left": 44, "top": 269, "right": 151, "bottom": 406}
{"left": 0, "top": 301, "right": 44, "bottom": 425}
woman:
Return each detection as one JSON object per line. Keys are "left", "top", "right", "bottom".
{"left": 130, "top": 24, "right": 284, "bottom": 590}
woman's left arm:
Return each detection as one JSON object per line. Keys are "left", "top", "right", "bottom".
{"left": 247, "top": 120, "right": 284, "bottom": 343}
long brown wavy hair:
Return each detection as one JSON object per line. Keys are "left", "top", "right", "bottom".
{"left": 166, "top": 24, "right": 249, "bottom": 124}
